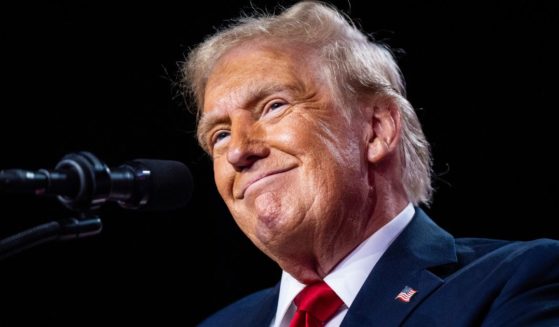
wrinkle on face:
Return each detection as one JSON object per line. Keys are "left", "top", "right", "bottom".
{"left": 201, "top": 41, "right": 375, "bottom": 280}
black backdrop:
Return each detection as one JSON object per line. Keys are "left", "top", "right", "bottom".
{"left": 1, "top": 1, "right": 557, "bottom": 325}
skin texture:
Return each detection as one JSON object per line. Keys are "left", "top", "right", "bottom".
{"left": 199, "top": 41, "right": 408, "bottom": 283}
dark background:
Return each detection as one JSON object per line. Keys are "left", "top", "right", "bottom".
{"left": 0, "top": 1, "right": 557, "bottom": 325}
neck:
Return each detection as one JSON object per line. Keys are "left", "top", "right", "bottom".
{"left": 280, "top": 188, "right": 408, "bottom": 284}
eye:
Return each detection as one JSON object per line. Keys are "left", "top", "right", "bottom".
{"left": 211, "top": 130, "right": 230, "bottom": 146}
{"left": 269, "top": 102, "right": 285, "bottom": 110}
{"left": 263, "top": 100, "right": 288, "bottom": 116}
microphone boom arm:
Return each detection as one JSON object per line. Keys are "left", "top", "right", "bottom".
{"left": 0, "top": 216, "right": 102, "bottom": 260}
{"left": 0, "top": 151, "right": 192, "bottom": 260}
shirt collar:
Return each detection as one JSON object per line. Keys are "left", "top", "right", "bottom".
{"left": 272, "top": 203, "right": 415, "bottom": 327}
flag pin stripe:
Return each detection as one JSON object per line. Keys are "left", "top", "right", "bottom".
{"left": 395, "top": 286, "right": 417, "bottom": 303}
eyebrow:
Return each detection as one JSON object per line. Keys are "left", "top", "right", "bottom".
{"left": 197, "top": 83, "right": 300, "bottom": 147}
{"left": 197, "top": 110, "right": 228, "bottom": 150}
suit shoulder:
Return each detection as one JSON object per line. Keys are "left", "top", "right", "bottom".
{"left": 501, "top": 238, "right": 559, "bottom": 268}
{"left": 197, "top": 287, "right": 278, "bottom": 327}
{"left": 455, "top": 237, "right": 559, "bottom": 264}
{"left": 482, "top": 239, "right": 559, "bottom": 325}
{"left": 423, "top": 238, "right": 559, "bottom": 325}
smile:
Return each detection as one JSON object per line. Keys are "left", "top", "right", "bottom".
{"left": 239, "top": 167, "right": 296, "bottom": 199}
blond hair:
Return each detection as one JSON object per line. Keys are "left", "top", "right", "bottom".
{"left": 182, "top": 1, "right": 433, "bottom": 204}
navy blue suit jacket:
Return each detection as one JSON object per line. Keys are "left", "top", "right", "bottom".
{"left": 199, "top": 209, "right": 559, "bottom": 326}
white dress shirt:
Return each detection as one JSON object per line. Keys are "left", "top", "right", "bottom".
{"left": 270, "top": 203, "right": 415, "bottom": 327}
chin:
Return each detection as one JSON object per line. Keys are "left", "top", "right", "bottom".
{"left": 253, "top": 211, "right": 286, "bottom": 244}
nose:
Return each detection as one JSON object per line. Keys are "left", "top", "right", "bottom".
{"left": 227, "top": 114, "right": 270, "bottom": 171}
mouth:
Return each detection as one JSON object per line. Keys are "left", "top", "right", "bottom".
{"left": 239, "top": 167, "right": 296, "bottom": 199}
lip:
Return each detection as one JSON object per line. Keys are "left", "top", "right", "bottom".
{"left": 238, "top": 166, "right": 296, "bottom": 199}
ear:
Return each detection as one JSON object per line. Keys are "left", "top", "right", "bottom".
{"left": 367, "top": 99, "right": 401, "bottom": 164}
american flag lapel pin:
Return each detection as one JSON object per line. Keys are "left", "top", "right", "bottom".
{"left": 395, "top": 286, "right": 417, "bottom": 303}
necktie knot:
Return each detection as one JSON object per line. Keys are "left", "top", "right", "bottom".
{"left": 289, "top": 282, "right": 343, "bottom": 327}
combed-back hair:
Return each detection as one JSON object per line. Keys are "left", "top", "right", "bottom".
{"left": 182, "top": 1, "right": 433, "bottom": 205}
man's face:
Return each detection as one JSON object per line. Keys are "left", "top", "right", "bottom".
{"left": 199, "top": 43, "right": 372, "bottom": 261}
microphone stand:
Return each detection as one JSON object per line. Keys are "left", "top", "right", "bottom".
{"left": 0, "top": 215, "right": 102, "bottom": 260}
{"left": 0, "top": 152, "right": 109, "bottom": 260}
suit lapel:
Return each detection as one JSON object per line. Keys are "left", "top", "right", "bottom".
{"left": 247, "top": 283, "right": 280, "bottom": 327}
{"left": 341, "top": 208, "right": 457, "bottom": 326}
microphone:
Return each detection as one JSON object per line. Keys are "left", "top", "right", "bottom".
{"left": 0, "top": 151, "right": 193, "bottom": 212}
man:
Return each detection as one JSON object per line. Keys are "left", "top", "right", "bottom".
{"left": 183, "top": 2, "right": 559, "bottom": 326}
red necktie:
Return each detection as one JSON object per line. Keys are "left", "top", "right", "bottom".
{"left": 289, "top": 282, "right": 344, "bottom": 327}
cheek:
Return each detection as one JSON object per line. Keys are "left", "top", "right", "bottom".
{"left": 272, "top": 112, "right": 330, "bottom": 156}
{"left": 303, "top": 122, "right": 367, "bottom": 200}
{"left": 294, "top": 113, "right": 363, "bottom": 169}
{"left": 266, "top": 118, "right": 302, "bottom": 150}
{"left": 213, "top": 158, "right": 234, "bottom": 201}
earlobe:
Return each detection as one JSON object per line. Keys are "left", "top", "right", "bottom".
{"left": 367, "top": 138, "right": 389, "bottom": 163}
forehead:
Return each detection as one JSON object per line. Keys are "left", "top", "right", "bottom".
{"left": 203, "top": 42, "right": 317, "bottom": 112}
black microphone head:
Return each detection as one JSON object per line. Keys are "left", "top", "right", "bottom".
{"left": 127, "top": 159, "right": 193, "bottom": 211}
